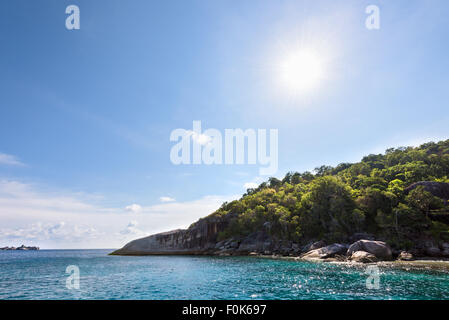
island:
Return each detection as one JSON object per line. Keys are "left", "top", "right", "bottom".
{"left": 111, "top": 140, "right": 449, "bottom": 264}
{"left": 0, "top": 245, "right": 40, "bottom": 251}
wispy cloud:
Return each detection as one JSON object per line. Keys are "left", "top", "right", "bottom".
{"left": 0, "top": 222, "right": 102, "bottom": 242}
{"left": 119, "top": 220, "right": 145, "bottom": 236}
{"left": 243, "top": 176, "right": 264, "bottom": 190}
{"left": 0, "top": 179, "right": 236, "bottom": 249}
{"left": 243, "top": 182, "right": 258, "bottom": 189}
{"left": 0, "top": 153, "right": 25, "bottom": 167}
{"left": 160, "top": 196, "right": 175, "bottom": 203}
{"left": 125, "top": 203, "right": 142, "bottom": 213}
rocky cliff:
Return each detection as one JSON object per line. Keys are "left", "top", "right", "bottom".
{"left": 404, "top": 181, "right": 449, "bottom": 201}
{"left": 111, "top": 215, "right": 292, "bottom": 256}
{"left": 111, "top": 216, "right": 228, "bottom": 255}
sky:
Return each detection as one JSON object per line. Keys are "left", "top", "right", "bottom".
{"left": 1, "top": 0, "right": 449, "bottom": 248}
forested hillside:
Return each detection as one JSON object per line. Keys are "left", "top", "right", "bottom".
{"left": 205, "top": 140, "right": 449, "bottom": 249}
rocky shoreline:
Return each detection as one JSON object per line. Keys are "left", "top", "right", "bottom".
{"left": 111, "top": 224, "right": 449, "bottom": 267}
{"left": 111, "top": 233, "right": 449, "bottom": 272}
{"left": 254, "top": 255, "right": 449, "bottom": 272}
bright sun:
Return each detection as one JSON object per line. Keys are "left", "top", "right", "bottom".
{"left": 279, "top": 50, "right": 324, "bottom": 95}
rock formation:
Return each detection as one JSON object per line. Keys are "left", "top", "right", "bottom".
{"left": 347, "top": 240, "right": 392, "bottom": 260}
{"left": 111, "top": 217, "right": 228, "bottom": 255}
{"left": 350, "top": 251, "right": 378, "bottom": 263}
{"left": 301, "top": 243, "right": 347, "bottom": 260}
{"left": 398, "top": 251, "right": 414, "bottom": 261}
{"left": 404, "top": 181, "right": 449, "bottom": 201}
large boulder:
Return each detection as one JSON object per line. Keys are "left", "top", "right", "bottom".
{"left": 441, "top": 243, "right": 449, "bottom": 257}
{"left": 347, "top": 240, "right": 392, "bottom": 260}
{"left": 301, "top": 240, "right": 326, "bottom": 253}
{"left": 302, "top": 243, "right": 347, "bottom": 260}
{"left": 398, "top": 251, "right": 414, "bottom": 261}
{"left": 350, "top": 251, "right": 378, "bottom": 263}
{"left": 425, "top": 246, "right": 441, "bottom": 257}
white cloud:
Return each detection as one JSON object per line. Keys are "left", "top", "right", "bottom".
{"left": 0, "top": 179, "right": 237, "bottom": 249}
{"left": 243, "top": 182, "right": 259, "bottom": 189}
{"left": 125, "top": 203, "right": 142, "bottom": 213}
{"left": 243, "top": 176, "right": 264, "bottom": 190}
{"left": 0, "top": 153, "right": 25, "bottom": 166}
{"left": 119, "top": 220, "right": 145, "bottom": 236}
{"left": 0, "top": 221, "right": 102, "bottom": 242}
{"left": 160, "top": 196, "right": 175, "bottom": 203}
{"left": 187, "top": 130, "right": 212, "bottom": 146}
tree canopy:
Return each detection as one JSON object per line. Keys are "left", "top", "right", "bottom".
{"left": 208, "top": 140, "right": 449, "bottom": 249}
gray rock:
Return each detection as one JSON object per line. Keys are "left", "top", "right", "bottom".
{"left": 301, "top": 240, "right": 326, "bottom": 253}
{"left": 262, "top": 240, "right": 272, "bottom": 250}
{"left": 302, "top": 243, "right": 347, "bottom": 260}
{"left": 235, "top": 231, "right": 270, "bottom": 253}
{"left": 426, "top": 246, "right": 441, "bottom": 257}
{"left": 440, "top": 243, "right": 449, "bottom": 257}
{"left": 347, "top": 240, "right": 392, "bottom": 260}
{"left": 279, "top": 241, "right": 293, "bottom": 255}
{"left": 110, "top": 224, "right": 220, "bottom": 255}
{"left": 111, "top": 216, "right": 230, "bottom": 255}
{"left": 398, "top": 251, "right": 414, "bottom": 261}
{"left": 215, "top": 240, "right": 226, "bottom": 249}
{"left": 350, "top": 251, "right": 378, "bottom": 263}
{"left": 228, "top": 240, "right": 239, "bottom": 249}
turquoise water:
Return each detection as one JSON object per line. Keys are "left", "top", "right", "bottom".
{"left": 0, "top": 249, "right": 448, "bottom": 300}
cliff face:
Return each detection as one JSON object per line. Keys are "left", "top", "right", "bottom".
{"left": 111, "top": 215, "right": 295, "bottom": 256}
{"left": 111, "top": 217, "right": 228, "bottom": 255}
{"left": 404, "top": 181, "right": 449, "bottom": 201}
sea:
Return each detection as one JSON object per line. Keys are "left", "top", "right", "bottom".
{"left": 0, "top": 249, "right": 448, "bottom": 300}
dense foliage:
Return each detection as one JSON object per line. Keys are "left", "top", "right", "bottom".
{"left": 209, "top": 140, "right": 449, "bottom": 249}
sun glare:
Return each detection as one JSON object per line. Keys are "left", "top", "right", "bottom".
{"left": 279, "top": 49, "right": 324, "bottom": 95}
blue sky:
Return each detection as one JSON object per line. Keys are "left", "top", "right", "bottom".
{"left": 1, "top": 0, "right": 449, "bottom": 248}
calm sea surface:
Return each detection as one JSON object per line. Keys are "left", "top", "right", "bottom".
{"left": 0, "top": 249, "right": 448, "bottom": 300}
